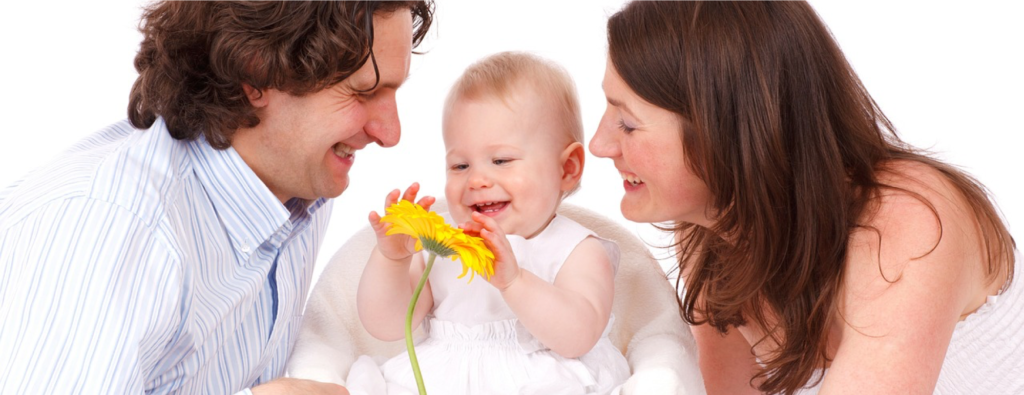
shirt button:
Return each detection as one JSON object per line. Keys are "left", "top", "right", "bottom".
{"left": 241, "top": 239, "right": 252, "bottom": 253}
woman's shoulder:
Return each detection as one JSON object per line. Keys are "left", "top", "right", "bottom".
{"left": 843, "top": 158, "right": 998, "bottom": 325}
{"left": 853, "top": 159, "right": 979, "bottom": 259}
{"left": 823, "top": 159, "right": 1010, "bottom": 389}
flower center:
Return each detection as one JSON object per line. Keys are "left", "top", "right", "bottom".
{"left": 420, "top": 236, "right": 456, "bottom": 257}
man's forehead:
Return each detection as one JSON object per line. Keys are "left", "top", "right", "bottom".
{"left": 368, "top": 10, "right": 414, "bottom": 89}
{"left": 345, "top": 11, "right": 413, "bottom": 91}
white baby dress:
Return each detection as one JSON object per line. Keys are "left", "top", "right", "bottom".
{"left": 345, "top": 215, "right": 631, "bottom": 395}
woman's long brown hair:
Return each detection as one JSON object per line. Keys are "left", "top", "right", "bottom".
{"left": 607, "top": 2, "right": 1015, "bottom": 393}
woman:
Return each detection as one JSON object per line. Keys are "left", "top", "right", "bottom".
{"left": 589, "top": 1, "right": 1021, "bottom": 394}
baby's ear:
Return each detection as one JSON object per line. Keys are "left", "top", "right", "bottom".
{"left": 559, "top": 142, "right": 585, "bottom": 192}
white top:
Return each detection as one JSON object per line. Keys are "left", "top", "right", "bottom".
{"left": 345, "top": 215, "right": 630, "bottom": 395}
{"left": 428, "top": 214, "right": 620, "bottom": 326}
{"left": 798, "top": 250, "right": 1024, "bottom": 394}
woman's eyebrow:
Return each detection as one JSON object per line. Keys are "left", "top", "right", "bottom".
{"left": 606, "top": 96, "right": 639, "bottom": 120}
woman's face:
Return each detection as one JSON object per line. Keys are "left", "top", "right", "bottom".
{"left": 589, "top": 58, "right": 714, "bottom": 227}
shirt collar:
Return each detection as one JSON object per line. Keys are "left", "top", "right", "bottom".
{"left": 304, "top": 195, "right": 329, "bottom": 217}
{"left": 284, "top": 195, "right": 330, "bottom": 236}
{"left": 186, "top": 134, "right": 293, "bottom": 257}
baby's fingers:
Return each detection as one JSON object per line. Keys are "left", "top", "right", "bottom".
{"left": 383, "top": 189, "right": 402, "bottom": 208}
{"left": 368, "top": 211, "right": 388, "bottom": 233}
{"left": 416, "top": 195, "right": 436, "bottom": 212}
{"left": 471, "top": 212, "right": 506, "bottom": 238}
{"left": 471, "top": 212, "right": 513, "bottom": 251}
{"left": 459, "top": 220, "right": 484, "bottom": 235}
{"left": 479, "top": 227, "right": 512, "bottom": 250}
{"left": 401, "top": 182, "right": 421, "bottom": 204}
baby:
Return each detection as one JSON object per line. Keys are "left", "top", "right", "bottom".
{"left": 349, "top": 52, "right": 630, "bottom": 394}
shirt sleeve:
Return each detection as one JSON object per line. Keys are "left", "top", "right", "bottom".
{"left": 0, "top": 197, "right": 181, "bottom": 394}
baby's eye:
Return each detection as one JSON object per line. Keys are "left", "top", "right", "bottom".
{"left": 450, "top": 163, "right": 469, "bottom": 171}
{"left": 493, "top": 158, "right": 512, "bottom": 165}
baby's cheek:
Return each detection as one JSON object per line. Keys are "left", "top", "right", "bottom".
{"left": 444, "top": 181, "right": 461, "bottom": 207}
{"left": 450, "top": 208, "right": 473, "bottom": 227}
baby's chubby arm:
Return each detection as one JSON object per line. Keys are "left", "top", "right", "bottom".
{"left": 469, "top": 212, "right": 615, "bottom": 358}
{"left": 356, "top": 183, "right": 436, "bottom": 341}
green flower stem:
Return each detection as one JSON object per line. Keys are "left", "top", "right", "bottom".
{"left": 406, "top": 252, "right": 436, "bottom": 395}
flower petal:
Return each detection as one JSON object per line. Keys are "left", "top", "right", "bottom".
{"left": 378, "top": 200, "right": 495, "bottom": 283}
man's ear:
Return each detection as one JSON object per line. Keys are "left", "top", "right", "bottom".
{"left": 242, "top": 84, "right": 269, "bottom": 108}
{"left": 559, "top": 142, "right": 585, "bottom": 192}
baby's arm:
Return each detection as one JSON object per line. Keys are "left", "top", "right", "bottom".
{"left": 356, "top": 184, "right": 436, "bottom": 341}
{"left": 472, "top": 212, "right": 615, "bottom": 358}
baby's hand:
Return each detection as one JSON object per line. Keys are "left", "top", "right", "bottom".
{"left": 463, "top": 211, "right": 521, "bottom": 290}
{"left": 368, "top": 183, "right": 436, "bottom": 261}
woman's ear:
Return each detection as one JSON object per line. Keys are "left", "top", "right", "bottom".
{"left": 559, "top": 142, "right": 585, "bottom": 192}
{"left": 242, "top": 84, "right": 269, "bottom": 108}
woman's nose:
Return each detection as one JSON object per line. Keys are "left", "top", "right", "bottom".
{"left": 589, "top": 115, "right": 621, "bottom": 158}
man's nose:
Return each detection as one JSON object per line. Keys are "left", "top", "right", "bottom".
{"left": 366, "top": 91, "right": 401, "bottom": 148}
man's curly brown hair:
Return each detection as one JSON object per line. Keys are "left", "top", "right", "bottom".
{"left": 128, "top": 1, "right": 434, "bottom": 149}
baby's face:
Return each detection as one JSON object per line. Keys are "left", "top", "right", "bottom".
{"left": 443, "top": 93, "right": 570, "bottom": 239}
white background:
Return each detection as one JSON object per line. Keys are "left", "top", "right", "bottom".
{"left": 1, "top": 1, "right": 1020, "bottom": 284}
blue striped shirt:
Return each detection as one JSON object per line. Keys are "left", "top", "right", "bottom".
{"left": 0, "top": 119, "right": 332, "bottom": 394}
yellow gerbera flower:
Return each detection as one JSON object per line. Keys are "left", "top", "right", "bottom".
{"left": 380, "top": 200, "right": 495, "bottom": 282}
{"left": 379, "top": 199, "right": 497, "bottom": 395}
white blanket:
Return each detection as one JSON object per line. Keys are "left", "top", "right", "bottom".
{"left": 285, "top": 200, "right": 705, "bottom": 394}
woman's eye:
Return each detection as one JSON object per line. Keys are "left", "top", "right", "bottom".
{"left": 617, "top": 120, "right": 636, "bottom": 133}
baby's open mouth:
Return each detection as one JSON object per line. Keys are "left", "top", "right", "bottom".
{"left": 473, "top": 201, "right": 508, "bottom": 213}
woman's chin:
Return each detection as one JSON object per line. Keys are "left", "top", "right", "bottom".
{"left": 621, "top": 199, "right": 686, "bottom": 225}
{"left": 620, "top": 199, "right": 655, "bottom": 223}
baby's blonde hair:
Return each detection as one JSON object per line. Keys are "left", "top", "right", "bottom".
{"left": 443, "top": 51, "right": 584, "bottom": 195}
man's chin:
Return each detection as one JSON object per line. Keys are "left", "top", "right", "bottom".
{"left": 330, "top": 182, "right": 349, "bottom": 198}
{"left": 320, "top": 178, "right": 349, "bottom": 199}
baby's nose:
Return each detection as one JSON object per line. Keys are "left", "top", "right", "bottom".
{"left": 469, "top": 171, "right": 493, "bottom": 189}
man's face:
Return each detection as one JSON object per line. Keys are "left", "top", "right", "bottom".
{"left": 231, "top": 10, "right": 414, "bottom": 203}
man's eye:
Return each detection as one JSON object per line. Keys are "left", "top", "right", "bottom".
{"left": 357, "top": 91, "right": 377, "bottom": 101}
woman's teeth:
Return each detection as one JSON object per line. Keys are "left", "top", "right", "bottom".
{"left": 620, "top": 172, "right": 644, "bottom": 186}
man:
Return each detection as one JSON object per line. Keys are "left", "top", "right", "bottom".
{"left": 0, "top": 2, "right": 433, "bottom": 394}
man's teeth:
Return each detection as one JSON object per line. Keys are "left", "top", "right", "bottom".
{"left": 334, "top": 143, "right": 355, "bottom": 157}
{"left": 620, "top": 172, "right": 644, "bottom": 186}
